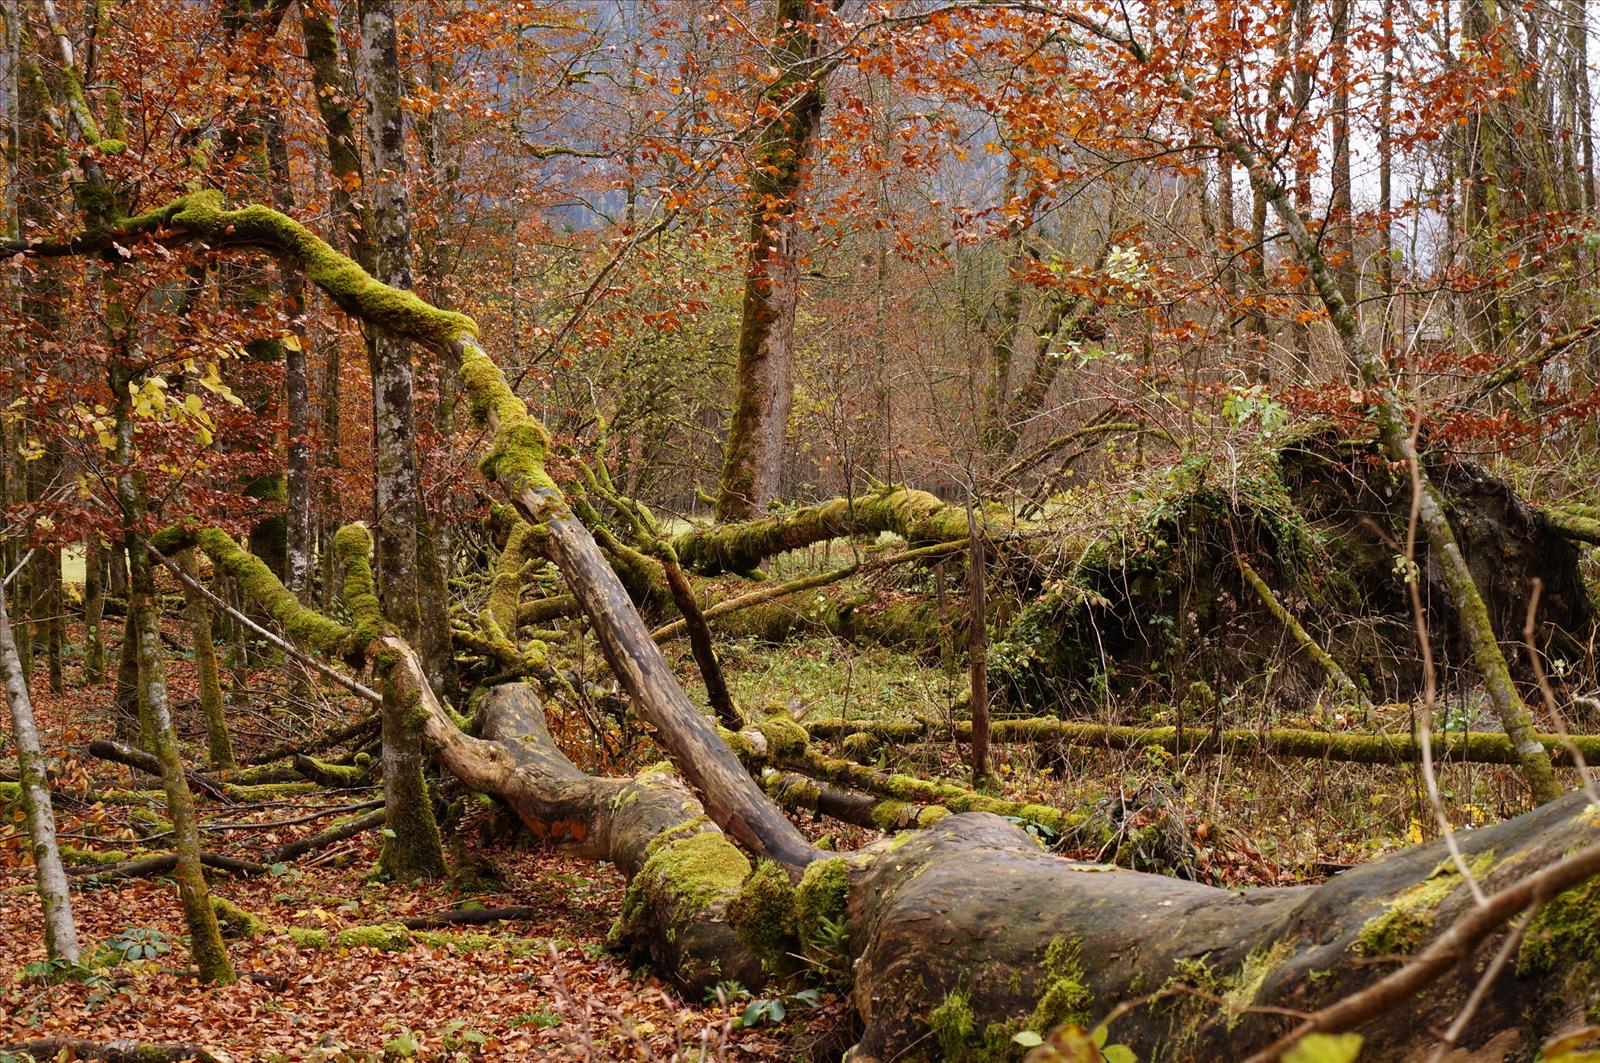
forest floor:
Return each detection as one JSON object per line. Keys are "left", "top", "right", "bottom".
{"left": 0, "top": 595, "right": 1538, "bottom": 1061}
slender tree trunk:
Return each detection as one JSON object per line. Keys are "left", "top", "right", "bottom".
{"left": 0, "top": 576, "right": 79, "bottom": 964}
{"left": 336, "top": 526, "right": 445, "bottom": 880}
{"left": 265, "top": 108, "right": 313, "bottom": 604}
{"left": 179, "top": 548, "right": 234, "bottom": 771}
{"left": 1329, "top": 0, "right": 1358, "bottom": 381}
{"left": 82, "top": 534, "right": 103, "bottom": 684}
{"left": 301, "top": 1, "right": 364, "bottom": 611}
{"left": 715, "top": 0, "right": 826, "bottom": 520}
{"left": 357, "top": 0, "right": 423, "bottom": 640}
{"left": 966, "top": 501, "right": 989, "bottom": 784}
{"left": 109, "top": 354, "right": 234, "bottom": 984}
{"left": 113, "top": 607, "right": 141, "bottom": 746}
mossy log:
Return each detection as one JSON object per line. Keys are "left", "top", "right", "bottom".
{"left": 64, "top": 851, "right": 267, "bottom": 880}
{"left": 419, "top": 681, "right": 764, "bottom": 993}
{"left": 86, "top": 739, "right": 231, "bottom": 800}
{"left": 841, "top": 793, "right": 1599, "bottom": 1062}
{"left": 803, "top": 716, "right": 1600, "bottom": 767}
{"left": 674, "top": 484, "right": 1000, "bottom": 576}
{"left": 781, "top": 748, "right": 1090, "bottom": 838}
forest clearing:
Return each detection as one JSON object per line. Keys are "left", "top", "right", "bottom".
{"left": 2, "top": 0, "right": 1600, "bottom": 1060}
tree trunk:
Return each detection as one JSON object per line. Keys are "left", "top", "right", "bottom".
{"left": 966, "top": 501, "right": 989, "bottom": 784}
{"left": 335, "top": 525, "right": 446, "bottom": 881}
{"left": 715, "top": 0, "right": 826, "bottom": 520}
{"left": 82, "top": 534, "right": 103, "bottom": 684}
{"left": 179, "top": 548, "right": 234, "bottom": 771}
{"left": 0, "top": 573, "right": 79, "bottom": 964}
{"left": 107, "top": 268, "right": 234, "bottom": 983}
{"left": 266, "top": 103, "right": 313, "bottom": 603}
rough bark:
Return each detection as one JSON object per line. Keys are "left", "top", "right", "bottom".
{"left": 335, "top": 525, "right": 446, "bottom": 881}
{"left": 178, "top": 548, "right": 234, "bottom": 770}
{"left": 82, "top": 533, "right": 104, "bottom": 684}
{"left": 715, "top": 0, "right": 827, "bottom": 520}
{"left": 843, "top": 793, "right": 1599, "bottom": 1062}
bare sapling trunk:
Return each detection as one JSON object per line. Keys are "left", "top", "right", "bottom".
{"left": 1, "top": 576, "right": 79, "bottom": 964}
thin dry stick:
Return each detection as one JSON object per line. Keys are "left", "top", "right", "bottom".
{"left": 2, "top": 547, "right": 35, "bottom": 589}
{"left": 1241, "top": 838, "right": 1600, "bottom": 1063}
{"left": 1425, "top": 907, "right": 1535, "bottom": 1063}
{"left": 1403, "top": 427, "right": 1487, "bottom": 906}
{"left": 1524, "top": 579, "right": 1600, "bottom": 811}
{"left": 145, "top": 542, "right": 381, "bottom": 704}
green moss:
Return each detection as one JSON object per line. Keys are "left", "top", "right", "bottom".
{"left": 336, "top": 922, "right": 413, "bottom": 950}
{"left": 287, "top": 927, "right": 329, "bottom": 949}
{"left": 210, "top": 896, "right": 268, "bottom": 939}
{"left": 334, "top": 524, "right": 387, "bottom": 646}
{"left": 1518, "top": 872, "right": 1600, "bottom": 1018}
{"left": 929, "top": 988, "right": 979, "bottom": 1059}
{"left": 195, "top": 527, "right": 352, "bottom": 654}
{"left": 728, "top": 860, "right": 798, "bottom": 971}
{"left": 1352, "top": 851, "right": 1496, "bottom": 957}
{"left": 754, "top": 712, "right": 809, "bottom": 758}
{"left": 795, "top": 856, "right": 850, "bottom": 963}
{"left": 871, "top": 799, "right": 913, "bottom": 831}
{"left": 841, "top": 731, "right": 880, "bottom": 761}
{"left": 1026, "top": 936, "right": 1092, "bottom": 1034}
{"left": 1225, "top": 940, "right": 1294, "bottom": 1027}
{"left": 719, "top": 727, "right": 757, "bottom": 760}
{"left": 768, "top": 774, "right": 820, "bottom": 810}
{"left": 59, "top": 844, "right": 132, "bottom": 866}
{"left": 917, "top": 806, "right": 951, "bottom": 828}
{"left": 618, "top": 825, "right": 751, "bottom": 943}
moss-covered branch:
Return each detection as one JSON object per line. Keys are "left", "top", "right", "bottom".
{"left": 1238, "top": 557, "right": 1368, "bottom": 706}
{"left": 803, "top": 716, "right": 1600, "bottom": 767}
{"left": 674, "top": 485, "right": 1004, "bottom": 575}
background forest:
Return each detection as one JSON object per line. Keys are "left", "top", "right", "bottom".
{"left": 2, "top": 0, "right": 1600, "bottom": 1060}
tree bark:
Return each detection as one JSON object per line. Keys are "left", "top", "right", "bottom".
{"left": 82, "top": 533, "right": 104, "bottom": 684}
{"left": 0, "top": 573, "right": 79, "bottom": 963}
{"left": 178, "top": 549, "right": 234, "bottom": 771}
{"left": 715, "top": 0, "right": 827, "bottom": 520}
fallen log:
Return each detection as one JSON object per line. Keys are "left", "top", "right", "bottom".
{"left": 672, "top": 484, "right": 997, "bottom": 575}
{"left": 0, "top": 1039, "right": 220, "bottom": 1063}
{"left": 802, "top": 716, "right": 1600, "bottom": 767}
{"left": 397, "top": 905, "right": 538, "bottom": 929}
{"left": 86, "top": 739, "right": 232, "bottom": 801}
{"left": 66, "top": 851, "right": 267, "bottom": 880}
{"left": 266, "top": 809, "right": 385, "bottom": 863}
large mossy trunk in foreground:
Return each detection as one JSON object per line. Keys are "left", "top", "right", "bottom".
{"left": 840, "top": 795, "right": 1597, "bottom": 1061}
